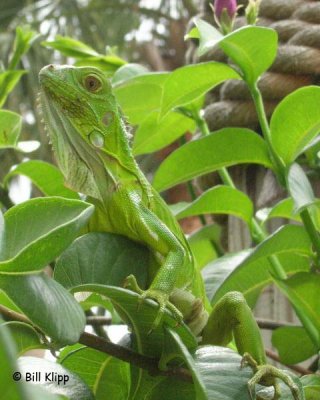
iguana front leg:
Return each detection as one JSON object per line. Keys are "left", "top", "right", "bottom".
{"left": 124, "top": 203, "right": 188, "bottom": 330}
{"left": 202, "top": 292, "right": 300, "bottom": 400}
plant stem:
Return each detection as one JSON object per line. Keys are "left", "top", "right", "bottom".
{"left": 250, "top": 84, "right": 285, "bottom": 182}
{"left": 250, "top": 83, "right": 320, "bottom": 270}
{"left": 179, "top": 135, "right": 207, "bottom": 226}
{"left": 300, "top": 208, "right": 320, "bottom": 259}
{"left": 195, "top": 114, "right": 287, "bottom": 279}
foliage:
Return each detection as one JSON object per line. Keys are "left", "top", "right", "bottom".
{"left": 1, "top": 15, "right": 320, "bottom": 400}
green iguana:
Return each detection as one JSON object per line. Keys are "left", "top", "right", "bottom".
{"left": 39, "top": 64, "right": 300, "bottom": 400}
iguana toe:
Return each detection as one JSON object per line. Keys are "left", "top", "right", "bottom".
{"left": 124, "top": 275, "right": 183, "bottom": 331}
{"left": 241, "top": 354, "right": 301, "bottom": 400}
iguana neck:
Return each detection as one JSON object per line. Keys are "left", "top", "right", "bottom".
{"left": 100, "top": 117, "right": 147, "bottom": 186}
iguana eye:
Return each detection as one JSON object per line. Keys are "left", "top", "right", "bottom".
{"left": 84, "top": 75, "right": 102, "bottom": 92}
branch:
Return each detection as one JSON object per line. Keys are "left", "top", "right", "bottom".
{"left": 266, "top": 349, "right": 312, "bottom": 375}
{"left": 0, "top": 304, "right": 192, "bottom": 383}
{"left": 86, "top": 316, "right": 112, "bottom": 326}
{"left": 257, "top": 318, "right": 300, "bottom": 330}
{"left": 1, "top": 305, "right": 312, "bottom": 379}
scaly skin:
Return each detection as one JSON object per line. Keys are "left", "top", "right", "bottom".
{"left": 39, "top": 65, "right": 301, "bottom": 399}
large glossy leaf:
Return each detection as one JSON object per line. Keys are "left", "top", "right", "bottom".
{"left": 3, "top": 322, "right": 44, "bottom": 356}
{"left": 64, "top": 284, "right": 196, "bottom": 358}
{"left": 272, "top": 326, "right": 317, "bottom": 365}
{"left": 270, "top": 87, "right": 320, "bottom": 165}
{"left": 5, "top": 160, "right": 79, "bottom": 199}
{"left": 54, "top": 232, "right": 149, "bottom": 290}
{"left": 218, "top": 26, "right": 277, "bottom": 87}
{"left": 153, "top": 128, "right": 272, "bottom": 191}
{"left": 60, "top": 346, "right": 130, "bottom": 400}
{"left": 0, "top": 273, "right": 86, "bottom": 345}
{"left": 275, "top": 272, "right": 320, "bottom": 349}
{"left": 114, "top": 73, "right": 168, "bottom": 124}
{"left": 195, "top": 346, "right": 304, "bottom": 400}
{"left": 112, "top": 63, "right": 149, "bottom": 85}
{"left": 18, "top": 357, "right": 94, "bottom": 400}
{"left": 188, "top": 21, "right": 277, "bottom": 87}
{"left": 42, "top": 36, "right": 99, "bottom": 58}
{"left": 287, "top": 163, "right": 315, "bottom": 212}
{"left": 0, "top": 197, "right": 94, "bottom": 274}
{"left": 203, "top": 225, "right": 311, "bottom": 306}
{"left": 194, "top": 346, "right": 252, "bottom": 400}
{"left": 256, "top": 198, "right": 301, "bottom": 225}
{"left": 159, "top": 62, "right": 240, "bottom": 118}
{"left": 0, "top": 319, "right": 28, "bottom": 399}
{"left": 0, "top": 110, "right": 22, "bottom": 148}
{"left": 0, "top": 71, "right": 26, "bottom": 108}
{"left": 187, "top": 18, "right": 223, "bottom": 57}
{"left": 165, "top": 327, "right": 207, "bottom": 399}
{"left": 176, "top": 185, "right": 253, "bottom": 225}
{"left": 0, "top": 320, "right": 62, "bottom": 400}
{"left": 301, "top": 375, "right": 320, "bottom": 399}
{"left": 133, "top": 111, "right": 196, "bottom": 155}
{"left": 188, "top": 224, "right": 221, "bottom": 269}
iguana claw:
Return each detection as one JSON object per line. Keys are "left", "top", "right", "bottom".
{"left": 124, "top": 274, "right": 183, "bottom": 332}
{"left": 241, "top": 353, "right": 301, "bottom": 400}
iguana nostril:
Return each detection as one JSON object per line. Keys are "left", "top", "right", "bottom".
{"left": 48, "top": 64, "right": 54, "bottom": 70}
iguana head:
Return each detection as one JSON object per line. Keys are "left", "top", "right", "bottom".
{"left": 39, "top": 65, "right": 131, "bottom": 198}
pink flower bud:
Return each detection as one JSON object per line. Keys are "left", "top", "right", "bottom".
{"left": 214, "top": 0, "right": 237, "bottom": 19}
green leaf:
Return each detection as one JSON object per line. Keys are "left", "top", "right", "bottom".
{"left": 0, "top": 110, "right": 22, "bottom": 148}
{"left": 114, "top": 73, "right": 168, "bottom": 124}
{"left": 272, "top": 326, "right": 317, "bottom": 365}
{"left": 112, "top": 63, "right": 149, "bottom": 85}
{"left": 218, "top": 26, "right": 278, "bottom": 87}
{"left": 0, "top": 197, "right": 94, "bottom": 274}
{"left": 194, "top": 346, "right": 253, "bottom": 400}
{"left": 301, "top": 375, "right": 320, "bottom": 400}
{"left": 188, "top": 21, "right": 277, "bottom": 87}
{"left": 287, "top": 163, "right": 315, "bottom": 212}
{"left": 4, "top": 160, "right": 79, "bottom": 199}
{"left": 187, "top": 18, "right": 223, "bottom": 57}
{"left": 0, "top": 71, "right": 26, "bottom": 107}
{"left": 42, "top": 36, "right": 99, "bottom": 58}
{"left": 270, "top": 86, "right": 320, "bottom": 165}
{"left": 195, "top": 345, "right": 304, "bottom": 400}
{"left": 203, "top": 225, "right": 311, "bottom": 306}
{"left": 3, "top": 322, "right": 44, "bottom": 356}
{"left": 0, "top": 319, "right": 28, "bottom": 399}
{"left": 176, "top": 185, "right": 253, "bottom": 225}
{"left": 275, "top": 272, "right": 320, "bottom": 349}
{"left": 54, "top": 232, "right": 149, "bottom": 290}
{"left": 133, "top": 111, "right": 196, "bottom": 155}
{"left": 65, "top": 284, "right": 196, "bottom": 358}
{"left": 160, "top": 62, "right": 240, "bottom": 118}
{"left": 60, "top": 347, "right": 130, "bottom": 399}
{"left": 18, "top": 357, "right": 94, "bottom": 399}
{"left": 74, "top": 56, "right": 125, "bottom": 73}
{"left": 0, "top": 272, "right": 86, "bottom": 345}
{"left": 165, "top": 327, "right": 207, "bottom": 399}
{"left": 153, "top": 128, "right": 272, "bottom": 191}
{"left": 9, "top": 26, "right": 39, "bottom": 70}
{"left": 256, "top": 198, "right": 301, "bottom": 225}
{"left": 0, "top": 320, "right": 62, "bottom": 400}
{"left": 188, "top": 224, "right": 221, "bottom": 269}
